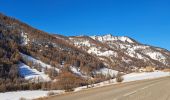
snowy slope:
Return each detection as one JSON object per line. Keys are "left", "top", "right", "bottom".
{"left": 19, "top": 53, "right": 61, "bottom": 82}
{"left": 18, "top": 63, "right": 51, "bottom": 82}
{"left": 20, "top": 53, "right": 60, "bottom": 72}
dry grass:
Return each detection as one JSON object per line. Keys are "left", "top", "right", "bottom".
{"left": 162, "top": 68, "right": 170, "bottom": 72}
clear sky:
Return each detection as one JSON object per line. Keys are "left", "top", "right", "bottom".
{"left": 0, "top": 0, "right": 170, "bottom": 50}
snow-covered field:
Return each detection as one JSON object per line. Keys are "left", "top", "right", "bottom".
{"left": 0, "top": 90, "right": 65, "bottom": 100}
{"left": 1, "top": 71, "right": 169, "bottom": 100}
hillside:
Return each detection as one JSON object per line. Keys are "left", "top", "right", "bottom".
{"left": 0, "top": 13, "right": 170, "bottom": 92}
{"left": 0, "top": 13, "right": 106, "bottom": 92}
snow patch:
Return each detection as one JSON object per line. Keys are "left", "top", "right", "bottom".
{"left": 21, "top": 32, "right": 30, "bottom": 45}
{"left": 122, "top": 57, "right": 132, "bottom": 63}
{"left": 126, "top": 47, "right": 146, "bottom": 59}
{"left": 145, "top": 52, "right": 166, "bottom": 63}
{"left": 69, "top": 38, "right": 92, "bottom": 48}
{"left": 88, "top": 47, "right": 117, "bottom": 57}
{"left": 95, "top": 68, "right": 118, "bottom": 77}
{"left": 91, "top": 34, "right": 134, "bottom": 43}
{"left": 70, "top": 66, "right": 89, "bottom": 78}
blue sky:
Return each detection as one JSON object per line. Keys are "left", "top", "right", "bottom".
{"left": 0, "top": 0, "right": 170, "bottom": 50}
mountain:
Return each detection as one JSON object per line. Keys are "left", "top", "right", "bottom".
{"left": 67, "top": 34, "right": 170, "bottom": 72}
{"left": 0, "top": 13, "right": 170, "bottom": 92}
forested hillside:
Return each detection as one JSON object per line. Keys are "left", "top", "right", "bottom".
{"left": 0, "top": 13, "right": 107, "bottom": 92}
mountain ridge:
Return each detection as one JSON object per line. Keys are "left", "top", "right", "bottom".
{"left": 59, "top": 34, "right": 170, "bottom": 71}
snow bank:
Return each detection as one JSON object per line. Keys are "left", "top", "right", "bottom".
{"left": 18, "top": 63, "right": 51, "bottom": 82}
{"left": 123, "top": 71, "right": 170, "bottom": 82}
{"left": 95, "top": 68, "right": 118, "bottom": 77}
{"left": 0, "top": 90, "right": 64, "bottom": 100}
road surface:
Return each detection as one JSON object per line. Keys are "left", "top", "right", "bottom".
{"left": 46, "top": 77, "right": 170, "bottom": 100}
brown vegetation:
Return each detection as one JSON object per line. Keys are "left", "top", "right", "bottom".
{"left": 116, "top": 72, "right": 124, "bottom": 83}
